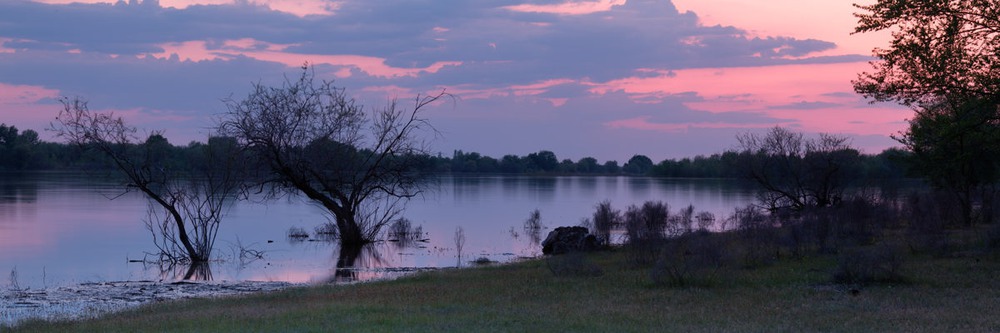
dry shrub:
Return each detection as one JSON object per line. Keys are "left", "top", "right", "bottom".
{"left": 590, "top": 200, "right": 620, "bottom": 247}
{"left": 624, "top": 201, "right": 670, "bottom": 267}
{"left": 287, "top": 226, "right": 310, "bottom": 241}
{"left": 650, "top": 230, "right": 724, "bottom": 287}
{"left": 729, "top": 205, "right": 779, "bottom": 268}
{"left": 831, "top": 244, "right": 906, "bottom": 285}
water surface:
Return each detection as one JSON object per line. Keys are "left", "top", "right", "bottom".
{"left": 0, "top": 172, "right": 757, "bottom": 289}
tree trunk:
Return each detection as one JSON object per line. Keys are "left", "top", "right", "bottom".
{"left": 337, "top": 215, "right": 370, "bottom": 249}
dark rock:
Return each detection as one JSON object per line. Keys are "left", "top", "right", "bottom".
{"left": 542, "top": 226, "right": 599, "bottom": 255}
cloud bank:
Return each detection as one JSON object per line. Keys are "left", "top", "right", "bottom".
{"left": 0, "top": 0, "right": 903, "bottom": 160}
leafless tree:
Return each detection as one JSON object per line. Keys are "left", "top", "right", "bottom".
{"left": 218, "top": 66, "right": 447, "bottom": 248}
{"left": 734, "top": 126, "right": 860, "bottom": 211}
{"left": 51, "top": 98, "right": 243, "bottom": 264}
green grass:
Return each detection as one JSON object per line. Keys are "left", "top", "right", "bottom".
{"left": 10, "top": 250, "right": 1000, "bottom": 332}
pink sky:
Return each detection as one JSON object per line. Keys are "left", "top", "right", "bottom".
{"left": 0, "top": 0, "right": 907, "bottom": 161}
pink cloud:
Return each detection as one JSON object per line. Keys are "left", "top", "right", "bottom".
{"left": 445, "top": 78, "right": 576, "bottom": 101}
{"left": 0, "top": 83, "right": 62, "bottom": 139}
{"left": 606, "top": 116, "right": 785, "bottom": 132}
{"left": 0, "top": 38, "right": 15, "bottom": 53}
{"left": 671, "top": 0, "right": 890, "bottom": 56}
{"left": 0, "top": 83, "right": 59, "bottom": 104}
{"left": 30, "top": 0, "right": 340, "bottom": 17}
{"left": 590, "top": 62, "right": 913, "bottom": 136}
{"left": 504, "top": 0, "right": 626, "bottom": 15}
{"left": 150, "top": 39, "right": 461, "bottom": 78}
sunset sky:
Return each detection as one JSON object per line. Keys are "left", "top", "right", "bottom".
{"left": 0, "top": 0, "right": 910, "bottom": 161}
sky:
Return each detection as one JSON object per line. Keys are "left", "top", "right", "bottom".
{"left": 0, "top": 0, "right": 910, "bottom": 162}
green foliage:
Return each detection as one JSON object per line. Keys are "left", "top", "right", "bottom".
{"left": 0, "top": 124, "right": 43, "bottom": 170}
{"left": 898, "top": 99, "right": 1000, "bottom": 225}
{"left": 854, "top": 0, "right": 1000, "bottom": 107}
{"left": 622, "top": 154, "right": 653, "bottom": 175}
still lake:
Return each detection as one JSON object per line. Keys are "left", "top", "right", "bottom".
{"left": 0, "top": 172, "right": 757, "bottom": 289}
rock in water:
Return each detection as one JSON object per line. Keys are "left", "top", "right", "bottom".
{"left": 541, "top": 226, "right": 599, "bottom": 255}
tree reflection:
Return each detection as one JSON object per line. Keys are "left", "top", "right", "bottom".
{"left": 149, "top": 261, "right": 214, "bottom": 281}
{"left": 331, "top": 243, "right": 385, "bottom": 283}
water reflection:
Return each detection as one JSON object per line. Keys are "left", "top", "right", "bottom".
{"left": 141, "top": 261, "right": 214, "bottom": 281}
{"left": 2, "top": 173, "right": 764, "bottom": 289}
{"left": 331, "top": 244, "right": 385, "bottom": 283}
{"left": 0, "top": 172, "right": 38, "bottom": 204}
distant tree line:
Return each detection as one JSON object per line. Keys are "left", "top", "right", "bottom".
{"left": 0, "top": 122, "right": 913, "bottom": 182}
{"left": 433, "top": 147, "right": 911, "bottom": 181}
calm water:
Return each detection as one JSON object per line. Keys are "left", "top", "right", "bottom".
{"left": 0, "top": 172, "right": 757, "bottom": 289}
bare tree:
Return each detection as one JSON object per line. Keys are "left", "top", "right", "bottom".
{"left": 52, "top": 98, "right": 243, "bottom": 264}
{"left": 218, "top": 66, "right": 446, "bottom": 248}
{"left": 734, "top": 127, "right": 860, "bottom": 211}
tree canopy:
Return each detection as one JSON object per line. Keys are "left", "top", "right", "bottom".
{"left": 854, "top": 0, "right": 1000, "bottom": 107}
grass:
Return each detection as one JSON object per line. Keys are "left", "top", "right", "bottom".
{"left": 9, "top": 248, "right": 1000, "bottom": 332}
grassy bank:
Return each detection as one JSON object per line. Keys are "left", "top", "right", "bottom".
{"left": 10, "top": 248, "right": 1000, "bottom": 332}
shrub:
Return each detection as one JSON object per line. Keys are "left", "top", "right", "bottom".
{"left": 287, "top": 226, "right": 310, "bottom": 241}
{"left": 387, "top": 218, "right": 423, "bottom": 247}
{"left": 729, "top": 205, "right": 779, "bottom": 268}
{"left": 650, "top": 230, "right": 724, "bottom": 287}
{"left": 314, "top": 223, "right": 338, "bottom": 241}
{"left": 590, "top": 200, "right": 621, "bottom": 247}
{"left": 831, "top": 244, "right": 906, "bottom": 285}
{"left": 523, "top": 209, "right": 545, "bottom": 244}
{"left": 902, "top": 192, "right": 950, "bottom": 256}
{"left": 624, "top": 201, "right": 670, "bottom": 267}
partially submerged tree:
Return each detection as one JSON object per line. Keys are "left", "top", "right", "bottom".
{"left": 52, "top": 98, "right": 243, "bottom": 265}
{"left": 734, "top": 127, "right": 860, "bottom": 211}
{"left": 218, "top": 66, "right": 446, "bottom": 248}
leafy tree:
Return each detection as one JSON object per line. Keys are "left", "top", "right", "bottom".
{"left": 500, "top": 154, "right": 526, "bottom": 173}
{"left": 854, "top": 0, "right": 1000, "bottom": 107}
{"left": 558, "top": 159, "right": 576, "bottom": 173}
{"left": 576, "top": 157, "right": 600, "bottom": 173}
{"left": 854, "top": 0, "right": 1000, "bottom": 223}
{"left": 623, "top": 154, "right": 654, "bottom": 175}
{"left": 218, "top": 66, "right": 446, "bottom": 248}
{"left": 0, "top": 124, "right": 40, "bottom": 170}
{"left": 898, "top": 98, "right": 1000, "bottom": 225}
{"left": 603, "top": 160, "right": 621, "bottom": 174}
{"left": 526, "top": 150, "right": 559, "bottom": 172}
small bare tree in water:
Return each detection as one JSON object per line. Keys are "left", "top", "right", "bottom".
{"left": 218, "top": 65, "right": 446, "bottom": 249}
{"left": 52, "top": 98, "right": 244, "bottom": 264}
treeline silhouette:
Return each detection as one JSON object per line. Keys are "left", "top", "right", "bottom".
{"left": 0, "top": 123, "right": 911, "bottom": 180}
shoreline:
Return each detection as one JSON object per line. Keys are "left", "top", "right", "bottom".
{"left": 0, "top": 279, "right": 298, "bottom": 327}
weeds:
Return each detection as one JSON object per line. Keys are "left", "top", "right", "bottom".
{"left": 8, "top": 267, "right": 26, "bottom": 297}
{"left": 387, "top": 218, "right": 424, "bottom": 248}
{"left": 287, "top": 227, "right": 310, "bottom": 241}
{"left": 454, "top": 226, "right": 466, "bottom": 263}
